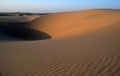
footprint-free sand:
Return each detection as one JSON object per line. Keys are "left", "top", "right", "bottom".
{"left": 0, "top": 9, "right": 120, "bottom": 76}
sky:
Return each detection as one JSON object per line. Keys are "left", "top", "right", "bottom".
{"left": 0, "top": 0, "right": 120, "bottom": 13}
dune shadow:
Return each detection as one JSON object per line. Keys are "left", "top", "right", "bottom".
{"left": 0, "top": 22, "right": 51, "bottom": 41}
{"left": 0, "top": 73, "right": 1, "bottom": 76}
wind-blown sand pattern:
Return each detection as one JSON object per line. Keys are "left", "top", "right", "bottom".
{"left": 0, "top": 9, "right": 120, "bottom": 76}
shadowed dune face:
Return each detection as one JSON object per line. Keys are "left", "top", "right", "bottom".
{"left": 0, "top": 22, "right": 51, "bottom": 41}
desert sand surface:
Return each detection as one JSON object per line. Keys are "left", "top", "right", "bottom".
{"left": 0, "top": 9, "right": 120, "bottom": 76}
{"left": 0, "top": 15, "right": 40, "bottom": 23}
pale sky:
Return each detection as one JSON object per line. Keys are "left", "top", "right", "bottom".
{"left": 0, "top": 0, "right": 120, "bottom": 13}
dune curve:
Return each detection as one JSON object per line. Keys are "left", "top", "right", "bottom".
{"left": 30, "top": 9, "right": 120, "bottom": 38}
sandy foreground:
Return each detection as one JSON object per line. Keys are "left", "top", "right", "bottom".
{"left": 0, "top": 9, "right": 120, "bottom": 76}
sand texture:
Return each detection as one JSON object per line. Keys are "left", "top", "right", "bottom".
{"left": 0, "top": 9, "right": 120, "bottom": 76}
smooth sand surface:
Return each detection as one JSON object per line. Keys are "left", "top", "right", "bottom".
{"left": 30, "top": 9, "right": 120, "bottom": 38}
{"left": 0, "top": 9, "right": 120, "bottom": 76}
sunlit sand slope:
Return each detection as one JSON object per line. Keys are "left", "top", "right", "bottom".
{"left": 30, "top": 9, "right": 120, "bottom": 38}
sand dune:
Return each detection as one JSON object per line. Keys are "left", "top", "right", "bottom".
{"left": 0, "top": 9, "right": 120, "bottom": 76}
{"left": 0, "top": 15, "right": 50, "bottom": 41}
{"left": 30, "top": 9, "right": 120, "bottom": 38}
{"left": 0, "top": 15, "right": 40, "bottom": 23}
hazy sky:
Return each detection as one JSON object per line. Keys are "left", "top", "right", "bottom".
{"left": 0, "top": 0, "right": 120, "bottom": 13}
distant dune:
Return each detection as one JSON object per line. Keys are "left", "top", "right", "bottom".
{"left": 0, "top": 15, "right": 40, "bottom": 23}
{"left": 0, "top": 9, "right": 120, "bottom": 76}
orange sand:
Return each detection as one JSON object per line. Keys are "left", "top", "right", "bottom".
{"left": 0, "top": 9, "right": 120, "bottom": 76}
